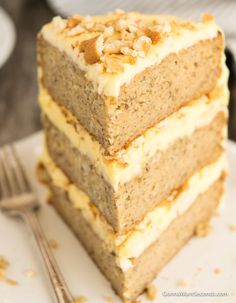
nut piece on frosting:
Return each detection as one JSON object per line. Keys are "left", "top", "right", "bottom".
{"left": 144, "top": 28, "right": 161, "bottom": 44}
{"left": 80, "top": 35, "right": 104, "bottom": 64}
{"left": 201, "top": 13, "right": 215, "bottom": 23}
{"left": 50, "top": 11, "right": 216, "bottom": 74}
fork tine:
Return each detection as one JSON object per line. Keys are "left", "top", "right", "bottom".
{"left": 11, "top": 145, "right": 31, "bottom": 192}
{"left": 1, "top": 146, "right": 21, "bottom": 196}
{"left": 0, "top": 150, "right": 11, "bottom": 198}
{"left": 4, "top": 145, "right": 31, "bottom": 194}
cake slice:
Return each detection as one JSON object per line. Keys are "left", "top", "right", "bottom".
{"left": 38, "top": 152, "right": 226, "bottom": 301}
{"left": 39, "top": 80, "right": 228, "bottom": 232}
{"left": 37, "top": 11, "right": 223, "bottom": 154}
{"left": 37, "top": 11, "right": 229, "bottom": 302}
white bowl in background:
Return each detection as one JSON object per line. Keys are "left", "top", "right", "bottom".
{"left": 0, "top": 7, "right": 16, "bottom": 69}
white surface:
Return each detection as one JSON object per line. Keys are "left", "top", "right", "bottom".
{"left": 0, "top": 132, "right": 236, "bottom": 303}
{"left": 0, "top": 7, "right": 16, "bottom": 69}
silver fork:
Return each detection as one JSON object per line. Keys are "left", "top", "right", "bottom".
{"left": 0, "top": 144, "right": 74, "bottom": 303}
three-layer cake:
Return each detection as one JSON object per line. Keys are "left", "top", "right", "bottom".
{"left": 37, "top": 11, "right": 228, "bottom": 301}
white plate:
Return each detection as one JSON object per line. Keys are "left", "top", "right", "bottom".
{"left": 0, "top": 7, "right": 16, "bottom": 69}
{"left": 47, "top": 0, "right": 236, "bottom": 35}
{"left": 0, "top": 132, "right": 236, "bottom": 303}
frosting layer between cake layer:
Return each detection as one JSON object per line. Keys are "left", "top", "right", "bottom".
{"left": 39, "top": 80, "right": 228, "bottom": 190}
{"left": 40, "top": 151, "right": 226, "bottom": 271}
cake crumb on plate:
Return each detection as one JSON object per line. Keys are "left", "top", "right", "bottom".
{"left": 176, "top": 280, "right": 189, "bottom": 288}
{"left": 214, "top": 268, "right": 222, "bottom": 274}
{"left": 5, "top": 278, "right": 19, "bottom": 286}
{"left": 104, "top": 296, "right": 113, "bottom": 302}
{"left": 24, "top": 269, "right": 36, "bottom": 278}
{"left": 74, "top": 296, "right": 87, "bottom": 303}
{"left": 228, "top": 224, "right": 236, "bottom": 233}
{"left": 49, "top": 239, "right": 59, "bottom": 250}
{"left": 145, "top": 283, "right": 157, "bottom": 301}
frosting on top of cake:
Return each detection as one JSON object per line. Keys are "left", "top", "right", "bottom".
{"left": 40, "top": 11, "right": 221, "bottom": 97}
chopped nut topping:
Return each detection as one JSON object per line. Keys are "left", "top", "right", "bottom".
{"left": 202, "top": 13, "right": 215, "bottom": 23}
{"left": 144, "top": 28, "right": 161, "bottom": 44}
{"left": 195, "top": 221, "right": 212, "bottom": 237}
{"left": 93, "top": 23, "right": 106, "bottom": 32}
{"left": 68, "top": 25, "right": 85, "bottom": 36}
{"left": 133, "top": 36, "right": 151, "bottom": 55}
{"left": 104, "top": 40, "right": 126, "bottom": 54}
{"left": 80, "top": 35, "right": 104, "bottom": 64}
{"left": 50, "top": 11, "right": 207, "bottom": 72}
{"left": 104, "top": 26, "right": 114, "bottom": 37}
{"left": 52, "top": 16, "right": 67, "bottom": 31}
{"left": 145, "top": 283, "right": 157, "bottom": 301}
{"left": 67, "top": 17, "right": 82, "bottom": 29}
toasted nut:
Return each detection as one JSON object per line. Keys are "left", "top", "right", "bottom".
{"left": 80, "top": 35, "right": 104, "bottom": 64}
{"left": 133, "top": 36, "right": 151, "bottom": 54}
{"left": 104, "top": 40, "right": 125, "bottom": 54}
{"left": 202, "top": 13, "right": 215, "bottom": 23}
{"left": 67, "top": 17, "right": 82, "bottom": 28}
{"left": 144, "top": 28, "right": 161, "bottom": 44}
{"left": 93, "top": 23, "right": 106, "bottom": 32}
{"left": 68, "top": 24, "right": 85, "bottom": 36}
{"left": 129, "top": 55, "right": 137, "bottom": 64}
{"left": 120, "top": 47, "right": 138, "bottom": 61}
{"left": 52, "top": 16, "right": 67, "bottom": 31}
{"left": 84, "top": 21, "right": 95, "bottom": 30}
{"left": 116, "top": 18, "right": 131, "bottom": 31}
{"left": 104, "top": 26, "right": 114, "bottom": 37}
{"left": 121, "top": 30, "right": 135, "bottom": 41}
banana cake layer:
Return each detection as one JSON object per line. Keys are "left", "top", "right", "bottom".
{"left": 38, "top": 154, "right": 225, "bottom": 301}
{"left": 37, "top": 11, "right": 224, "bottom": 154}
{"left": 40, "top": 82, "right": 228, "bottom": 232}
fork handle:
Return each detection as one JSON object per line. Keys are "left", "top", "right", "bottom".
{"left": 21, "top": 209, "right": 74, "bottom": 303}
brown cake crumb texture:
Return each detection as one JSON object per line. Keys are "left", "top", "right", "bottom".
{"left": 50, "top": 10, "right": 214, "bottom": 73}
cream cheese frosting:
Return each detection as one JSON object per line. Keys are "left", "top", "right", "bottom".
{"left": 40, "top": 150, "right": 226, "bottom": 271}
{"left": 40, "top": 12, "right": 222, "bottom": 97}
{"left": 39, "top": 76, "right": 228, "bottom": 190}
